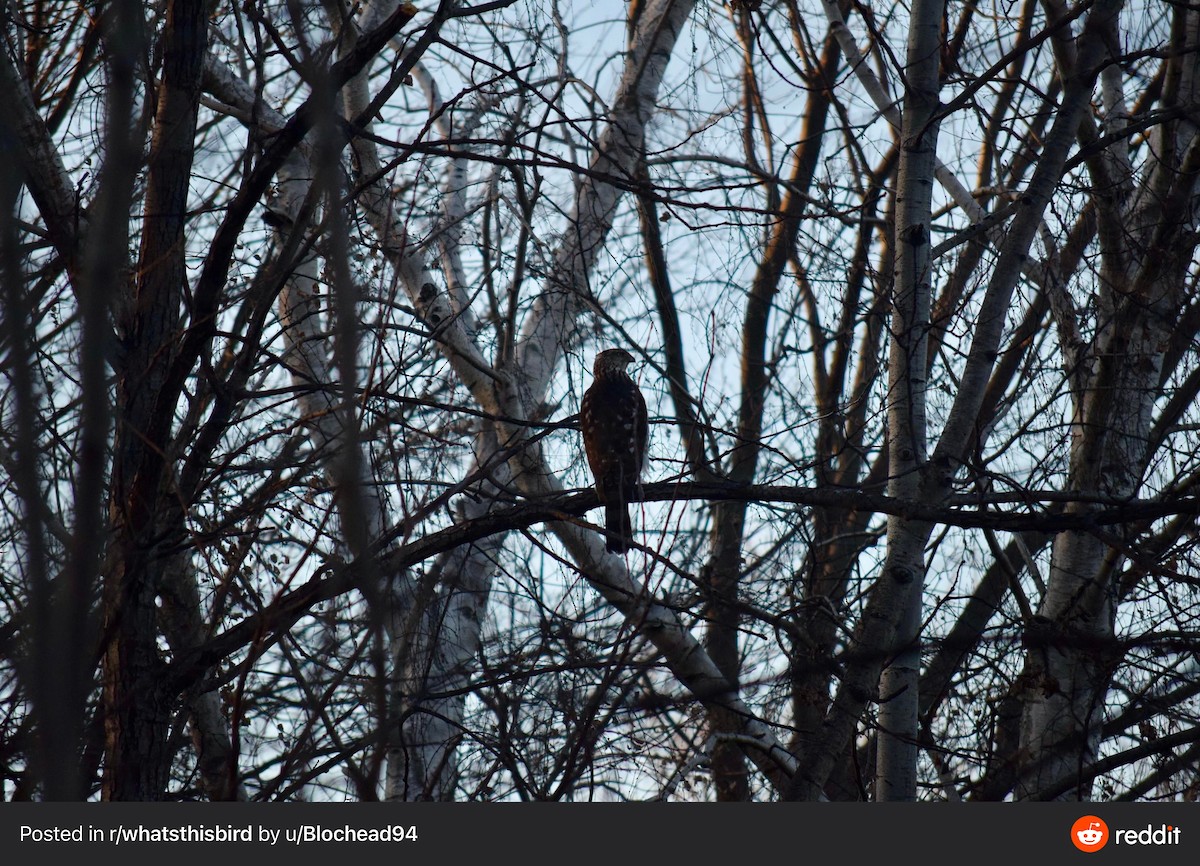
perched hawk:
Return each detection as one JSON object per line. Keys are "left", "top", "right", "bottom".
{"left": 580, "top": 348, "right": 649, "bottom": 553}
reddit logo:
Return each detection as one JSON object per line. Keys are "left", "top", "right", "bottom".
{"left": 1072, "top": 815, "right": 1109, "bottom": 852}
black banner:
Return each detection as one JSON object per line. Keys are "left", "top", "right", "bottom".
{"left": 0, "top": 802, "right": 1195, "bottom": 864}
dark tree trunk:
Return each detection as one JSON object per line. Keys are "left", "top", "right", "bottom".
{"left": 101, "top": 0, "right": 207, "bottom": 801}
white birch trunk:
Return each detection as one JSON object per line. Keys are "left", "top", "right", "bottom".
{"left": 385, "top": 430, "right": 510, "bottom": 800}
{"left": 875, "top": 0, "right": 943, "bottom": 802}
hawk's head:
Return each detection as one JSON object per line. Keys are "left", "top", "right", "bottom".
{"left": 593, "top": 348, "right": 636, "bottom": 378}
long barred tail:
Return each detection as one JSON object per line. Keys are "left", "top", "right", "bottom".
{"left": 604, "top": 501, "right": 634, "bottom": 554}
